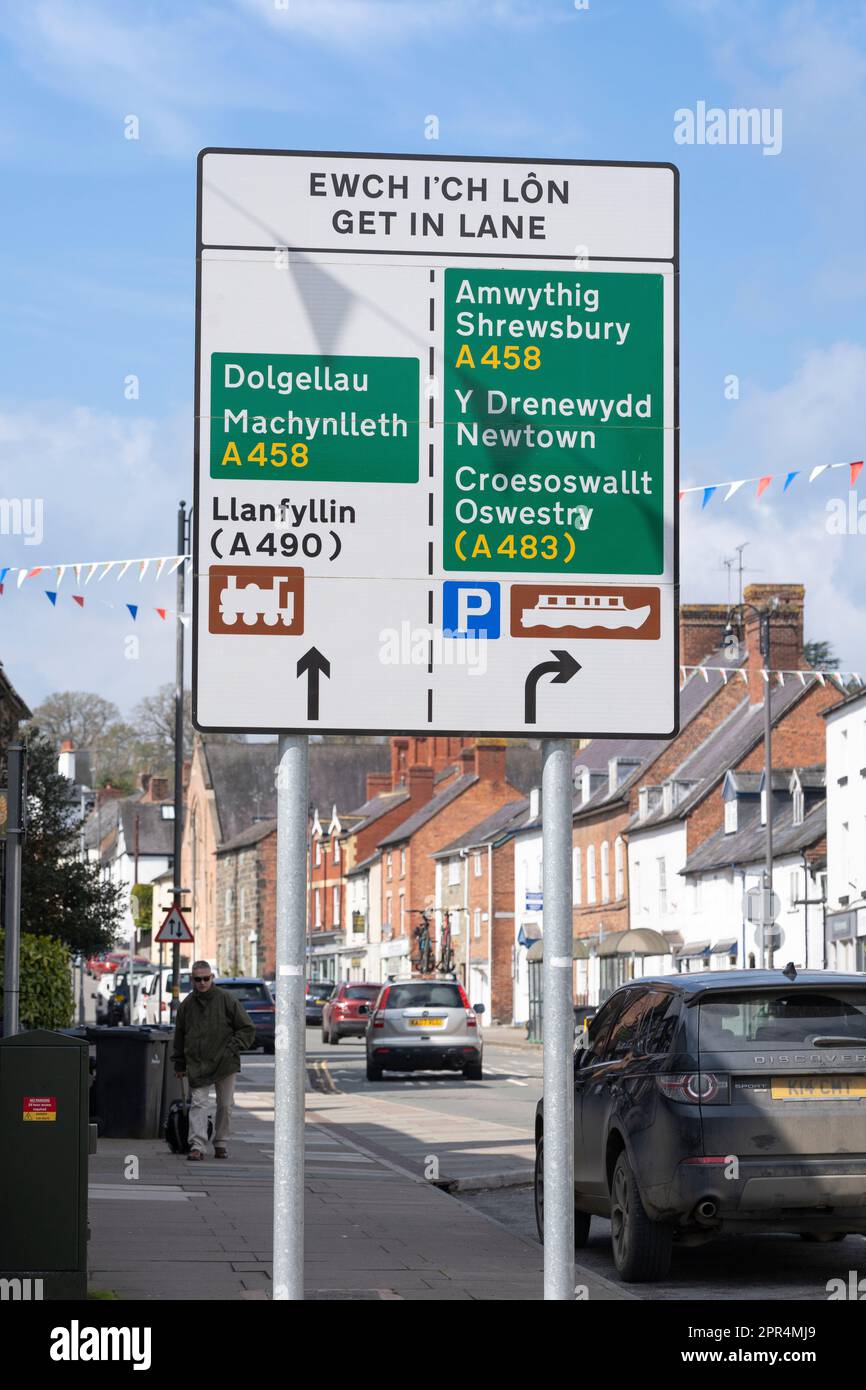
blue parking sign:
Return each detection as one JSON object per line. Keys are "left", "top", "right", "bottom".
{"left": 443, "top": 582, "right": 501, "bottom": 639}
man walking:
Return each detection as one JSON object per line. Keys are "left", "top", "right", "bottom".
{"left": 171, "top": 961, "right": 256, "bottom": 1161}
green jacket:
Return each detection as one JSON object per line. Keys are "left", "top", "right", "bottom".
{"left": 171, "top": 987, "right": 256, "bottom": 1089}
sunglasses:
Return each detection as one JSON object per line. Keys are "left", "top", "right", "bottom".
{"left": 193, "top": 975, "right": 212, "bottom": 983}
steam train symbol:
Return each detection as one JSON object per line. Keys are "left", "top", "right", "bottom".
{"left": 218, "top": 573, "right": 296, "bottom": 628}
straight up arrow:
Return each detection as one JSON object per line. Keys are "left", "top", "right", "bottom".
{"left": 296, "top": 647, "right": 331, "bottom": 721}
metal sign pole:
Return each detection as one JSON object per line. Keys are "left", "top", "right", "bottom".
{"left": 273, "top": 733, "right": 309, "bottom": 1301}
{"left": 2, "top": 746, "right": 25, "bottom": 1037}
{"left": 170, "top": 500, "right": 187, "bottom": 1023}
{"left": 541, "top": 737, "right": 574, "bottom": 1299}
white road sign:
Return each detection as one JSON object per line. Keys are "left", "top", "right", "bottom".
{"left": 155, "top": 905, "right": 194, "bottom": 944}
{"left": 193, "top": 149, "right": 678, "bottom": 737}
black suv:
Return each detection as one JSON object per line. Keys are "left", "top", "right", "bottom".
{"left": 534, "top": 970, "right": 866, "bottom": 1282}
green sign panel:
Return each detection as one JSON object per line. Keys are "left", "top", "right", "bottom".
{"left": 442, "top": 268, "right": 663, "bottom": 573}
{"left": 210, "top": 352, "right": 419, "bottom": 483}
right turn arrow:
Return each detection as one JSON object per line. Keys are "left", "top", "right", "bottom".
{"left": 524, "top": 649, "right": 581, "bottom": 725}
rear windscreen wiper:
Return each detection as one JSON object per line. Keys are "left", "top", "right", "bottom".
{"left": 810, "top": 1036, "right": 866, "bottom": 1047}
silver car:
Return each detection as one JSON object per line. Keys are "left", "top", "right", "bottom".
{"left": 365, "top": 978, "right": 485, "bottom": 1081}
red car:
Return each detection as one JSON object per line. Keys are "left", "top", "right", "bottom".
{"left": 321, "top": 982, "right": 381, "bottom": 1044}
{"left": 87, "top": 949, "right": 150, "bottom": 977}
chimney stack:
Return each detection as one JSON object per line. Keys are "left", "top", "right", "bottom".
{"left": 679, "top": 603, "right": 729, "bottom": 666}
{"left": 474, "top": 740, "right": 506, "bottom": 784}
{"left": 742, "top": 584, "right": 805, "bottom": 704}
{"left": 366, "top": 771, "right": 393, "bottom": 800}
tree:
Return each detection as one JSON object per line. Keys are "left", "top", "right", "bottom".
{"left": 804, "top": 640, "right": 840, "bottom": 671}
{"left": 131, "top": 684, "right": 193, "bottom": 768}
{"left": 29, "top": 691, "right": 120, "bottom": 750}
{"left": 16, "top": 732, "right": 124, "bottom": 955}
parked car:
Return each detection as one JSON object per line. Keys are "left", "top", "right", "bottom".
{"left": 142, "top": 967, "right": 192, "bottom": 1025}
{"left": 322, "top": 982, "right": 381, "bottom": 1044}
{"left": 305, "top": 981, "right": 336, "bottom": 1026}
{"left": 88, "top": 948, "right": 149, "bottom": 978}
{"left": 574, "top": 1005, "right": 596, "bottom": 1044}
{"left": 534, "top": 970, "right": 866, "bottom": 1283}
{"left": 94, "top": 961, "right": 156, "bottom": 1023}
{"left": 364, "top": 978, "right": 485, "bottom": 1081}
{"left": 217, "top": 977, "right": 275, "bottom": 1052}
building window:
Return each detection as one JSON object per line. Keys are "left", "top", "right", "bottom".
{"left": 792, "top": 786, "right": 804, "bottom": 826}
{"left": 473, "top": 851, "right": 482, "bottom": 878}
{"left": 473, "top": 908, "right": 481, "bottom": 939}
{"left": 386, "top": 852, "right": 393, "bottom": 881}
{"left": 385, "top": 893, "right": 392, "bottom": 926}
{"left": 600, "top": 841, "right": 610, "bottom": 903}
{"left": 789, "top": 869, "right": 800, "bottom": 909}
{"left": 224, "top": 887, "right": 234, "bottom": 926}
{"left": 332, "top": 885, "right": 340, "bottom": 925}
{"left": 400, "top": 847, "right": 406, "bottom": 877}
{"left": 314, "top": 837, "right": 321, "bottom": 867}
{"left": 614, "top": 837, "right": 624, "bottom": 900}
{"left": 657, "top": 857, "right": 667, "bottom": 915}
{"left": 448, "top": 857, "right": 460, "bottom": 886}
{"left": 399, "top": 895, "right": 405, "bottom": 932}
{"left": 573, "top": 847, "right": 582, "bottom": 905}
{"left": 724, "top": 800, "right": 738, "bottom": 834}
{"left": 333, "top": 837, "right": 341, "bottom": 864}
{"left": 239, "top": 887, "right": 247, "bottom": 923}
{"left": 692, "top": 877, "right": 702, "bottom": 913}
{"left": 314, "top": 888, "right": 322, "bottom": 928}
{"left": 633, "top": 863, "right": 641, "bottom": 914}
{"left": 587, "top": 845, "right": 597, "bottom": 904}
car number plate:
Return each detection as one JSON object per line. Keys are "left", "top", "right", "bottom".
{"left": 771, "top": 1075, "right": 866, "bottom": 1100}
{"left": 409, "top": 1017, "right": 444, "bottom": 1027}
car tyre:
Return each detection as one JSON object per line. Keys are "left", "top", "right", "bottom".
{"left": 366, "top": 1057, "right": 382, "bottom": 1082}
{"left": 464, "top": 1060, "right": 483, "bottom": 1080}
{"left": 610, "top": 1151, "right": 672, "bottom": 1283}
{"left": 329, "top": 1029, "right": 340, "bottom": 1045}
{"left": 533, "top": 1139, "right": 592, "bottom": 1249}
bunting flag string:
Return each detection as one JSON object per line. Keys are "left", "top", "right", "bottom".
{"left": 680, "top": 665, "right": 862, "bottom": 689}
{"left": 679, "top": 457, "right": 863, "bottom": 505}
{"left": 0, "top": 554, "right": 190, "bottom": 586}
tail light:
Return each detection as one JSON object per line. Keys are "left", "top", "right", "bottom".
{"left": 373, "top": 986, "right": 390, "bottom": 1027}
{"left": 656, "top": 1073, "right": 729, "bottom": 1105}
{"left": 456, "top": 983, "right": 477, "bottom": 1026}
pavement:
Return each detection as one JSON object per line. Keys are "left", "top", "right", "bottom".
{"left": 86, "top": 1056, "right": 633, "bottom": 1301}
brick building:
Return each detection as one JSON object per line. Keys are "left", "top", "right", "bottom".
{"left": 432, "top": 798, "right": 530, "bottom": 1021}
{"left": 375, "top": 742, "right": 523, "bottom": 982}
{"left": 624, "top": 584, "right": 839, "bottom": 994}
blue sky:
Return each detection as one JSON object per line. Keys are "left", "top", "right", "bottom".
{"left": 1, "top": 0, "right": 866, "bottom": 713}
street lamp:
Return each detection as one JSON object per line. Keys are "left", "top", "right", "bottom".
{"left": 724, "top": 602, "right": 774, "bottom": 969}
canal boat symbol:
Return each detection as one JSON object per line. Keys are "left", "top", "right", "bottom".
{"left": 520, "top": 592, "right": 651, "bottom": 631}
{"left": 219, "top": 573, "right": 296, "bottom": 627}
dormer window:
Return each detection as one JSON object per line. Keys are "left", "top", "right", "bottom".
{"left": 724, "top": 800, "right": 738, "bottom": 834}
{"left": 792, "top": 786, "right": 804, "bottom": 826}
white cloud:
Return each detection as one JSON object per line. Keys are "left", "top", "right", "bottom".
{"left": 0, "top": 404, "right": 186, "bottom": 710}
{"left": 682, "top": 341, "right": 866, "bottom": 672}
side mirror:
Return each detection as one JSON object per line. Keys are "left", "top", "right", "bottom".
{"left": 473, "top": 1003, "right": 485, "bottom": 1015}
{"left": 358, "top": 1004, "right": 369, "bottom": 1015}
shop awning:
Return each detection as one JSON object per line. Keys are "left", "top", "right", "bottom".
{"left": 614, "top": 928, "right": 670, "bottom": 956}
{"left": 526, "top": 935, "right": 591, "bottom": 964}
{"left": 676, "top": 940, "right": 711, "bottom": 958}
{"left": 710, "top": 939, "right": 738, "bottom": 955}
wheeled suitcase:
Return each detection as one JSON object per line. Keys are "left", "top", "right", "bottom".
{"left": 165, "top": 1080, "right": 213, "bottom": 1154}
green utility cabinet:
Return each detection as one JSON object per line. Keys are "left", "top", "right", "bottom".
{"left": 0, "top": 1029, "right": 90, "bottom": 1299}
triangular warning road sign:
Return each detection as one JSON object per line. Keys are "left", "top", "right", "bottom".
{"left": 155, "top": 905, "right": 194, "bottom": 943}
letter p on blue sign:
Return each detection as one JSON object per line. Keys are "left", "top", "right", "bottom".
{"left": 443, "top": 582, "right": 500, "bottom": 638}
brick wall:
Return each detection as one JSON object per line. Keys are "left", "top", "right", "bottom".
{"left": 686, "top": 680, "right": 838, "bottom": 852}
